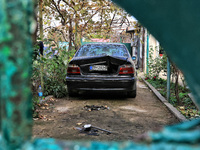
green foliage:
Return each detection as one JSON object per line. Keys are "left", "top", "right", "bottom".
{"left": 31, "top": 45, "right": 76, "bottom": 98}
{"left": 147, "top": 78, "right": 167, "bottom": 89}
{"left": 146, "top": 77, "right": 199, "bottom": 119}
{"left": 32, "top": 44, "right": 40, "bottom": 61}
{"left": 32, "top": 96, "right": 39, "bottom": 118}
{"left": 179, "top": 92, "right": 188, "bottom": 99}
{"left": 89, "top": 34, "right": 110, "bottom": 39}
{"left": 43, "top": 0, "right": 136, "bottom": 49}
{"left": 148, "top": 46, "right": 167, "bottom": 78}
{"left": 159, "top": 90, "right": 167, "bottom": 98}
{"left": 169, "top": 95, "right": 177, "bottom": 106}
{"left": 147, "top": 45, "right": 190, "bottom": 105}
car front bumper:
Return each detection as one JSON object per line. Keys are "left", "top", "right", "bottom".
{"left": 66, "top": 76, "right": 137, "bottom": 92}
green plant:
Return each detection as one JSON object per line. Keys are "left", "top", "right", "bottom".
{"left": 160, "top": 90, "right": 167, "bottom": 97}
{"left": 32, "top": 96, "right": 40, "bottom": 118}
{"left": 147, "top": 45, "right": 189, "bottom": 105}
{"left": 31, "top": 44, "right": 76, "bottom": 98}
{"left": 170, "top": 95, "right": 177, "bottom": 106}
{"left": 178, "top": 92, "right": 188, "bottom": 99}
{"left": 146, "top": 77, "right": 199, "bottom": 119}
{"left": 148, "top": 46, "right": 167, "bottom": 78}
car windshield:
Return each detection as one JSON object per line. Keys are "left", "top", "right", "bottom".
{"left": 75, "top": 44, "right": 129, "bottom": 58}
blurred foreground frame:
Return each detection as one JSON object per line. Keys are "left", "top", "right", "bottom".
{"left": 0, "top": 0, "right": 200, "bottom": 149}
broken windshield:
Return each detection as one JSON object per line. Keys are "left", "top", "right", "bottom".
{"left": 75, "top": 44, "right": 129, "bottom": 58}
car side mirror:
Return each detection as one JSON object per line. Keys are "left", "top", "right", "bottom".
{"left": 132, "top": 56, "right": 136, "bottom": 60}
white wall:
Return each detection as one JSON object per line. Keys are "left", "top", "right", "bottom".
{"left": 144, "top": 29, "right": 160, "bottom": 74}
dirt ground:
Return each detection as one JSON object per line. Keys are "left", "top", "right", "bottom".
{"left": 32, "top": 81, "right": 179, "bottom": 141}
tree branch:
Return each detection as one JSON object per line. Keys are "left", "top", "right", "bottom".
{"left": 82, "top": 8, "right": 101, "bottom": 31}
{"left": 51, "top": 0, "right": 66, "bottom": 25}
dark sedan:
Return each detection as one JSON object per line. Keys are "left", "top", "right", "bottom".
{"left": 66, "top": 43, "right": 137, "bottom": 97}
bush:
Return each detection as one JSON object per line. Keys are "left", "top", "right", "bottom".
{"left": 148, "top": 46, "right": 167, "bottom": 78}
{"left": 146, "top": 77, "right": 199, "bottom": 119}
{"left": 31, "top": 45, "right": 76, "bottom": 98}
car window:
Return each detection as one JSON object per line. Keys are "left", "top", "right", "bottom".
{"left": 75, "top": 44, "right": 129, "bottom": 57}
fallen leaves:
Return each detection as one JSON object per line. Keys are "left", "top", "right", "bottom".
{"left": 178, "top": 106, "right": 200, "bottom": 119}
{"left": 33, "top": 96, "right": 57, "bottom": 121}
{"left": 33, "top": 114, "right": 55, "bottom": 121}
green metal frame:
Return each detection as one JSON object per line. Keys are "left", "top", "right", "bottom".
{"left": 0, "top": 0, "right": 200, "bottom": 149}
{"left": 146, "top": 32, "right": 149, "bottom": 74}
{"left": 167, "top": 58, "right": 171, "bottom": 102}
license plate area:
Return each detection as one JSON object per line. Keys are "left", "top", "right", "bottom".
{"left": 89, "top": 65, "right": 108, "bottom": 71}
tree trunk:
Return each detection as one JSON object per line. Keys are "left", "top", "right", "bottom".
{"left": 174, "top": 65, "right": 180, "bottom": 105}
{"left": 39, "top": 0, "right": 43, "bottom": 40}
{"left": 68, "top": 16, "right": 73, "bottom": 51}
{"left": 39, "top": 0, "right": 44, "bottom": 90}
{"left": 32, "top": 1, "right": 38, "bottom": 43}
{"left": 74, "top": 13, "right": 78, "bottom": 51}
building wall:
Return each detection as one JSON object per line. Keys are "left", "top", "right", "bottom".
{"left": 127, "top": 27, "right": 160, "bottom": 74}
{"left": 143, "top": 29, "right": 159, "bottom": 74}
{"left": 149, "top": 34, "right": 160, "bottom": 59}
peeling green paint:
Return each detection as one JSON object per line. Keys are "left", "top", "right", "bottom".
{"left": 0, "top": 0, "right": 33, "bottom": 149}
{"left": 112, "top": 0, "right": 200, "bottom": 147}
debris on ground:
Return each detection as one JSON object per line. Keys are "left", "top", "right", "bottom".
{"left": 77, "top": 123, "right": 83, "bottom": 126}
{"left": 33, "top": 96, "right": 55, "bottom": 119}
{"left": 84, "top": 105, "right": 110, "bottom": 111}
{"left": 75, "top": 124, "right": 111, "bottom": 136}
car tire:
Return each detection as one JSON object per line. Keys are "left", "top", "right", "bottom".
{"left": 68, "top": 88, "right": 77, "bottom": 97}
{"left": 127, "top": 90, "right": 136, "bottom": 98}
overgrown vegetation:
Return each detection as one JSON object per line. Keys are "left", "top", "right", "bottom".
{"left": 42, "top": 0, "right": 136, "bottom": 51}
{"left": 148, "top": 46, "right": 167, "bottom": 78}
{"left": 31, "top": 41, "right": 76, "bottom": 117}
{"left": 146, "top": 77, "right": 199, "bottom": 119}
{"left": 31, "top": 42, "right": 76, "bottom": 98}
{"left": 148, "top": 46, "right": 187, "bottom": 105}
{"left": 146, "top": 46, "right": 199, "bottom": 119}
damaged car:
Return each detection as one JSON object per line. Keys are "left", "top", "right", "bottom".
{"left": 66, "top": 43, "right": 137, "bottom": 98}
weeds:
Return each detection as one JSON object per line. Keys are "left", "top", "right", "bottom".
{"left": 146, "top": 77, "right": 199, "bottom": 119}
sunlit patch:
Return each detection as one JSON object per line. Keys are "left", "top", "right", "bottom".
{"left": 120, "top": 106, "right": 147, "bottom": 113}
{"left": 56, "top": 106, "right": 69, "bottom": 113}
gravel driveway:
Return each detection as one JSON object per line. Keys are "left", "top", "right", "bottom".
{"left": 33, "top": 81, "right": 179, "bottom": 141}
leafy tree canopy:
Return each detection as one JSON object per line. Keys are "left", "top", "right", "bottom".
{"left": 40, "top": 0, "right": 136, "bottom": 50}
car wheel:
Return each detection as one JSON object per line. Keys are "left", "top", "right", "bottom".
{"left": 127, "top": 90, "right": 136, "bottom": 98}
{"left": 68, "top": 88, "right": 77, "bottom": 97}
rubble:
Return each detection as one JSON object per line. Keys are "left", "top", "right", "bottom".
{"left": 75, "top": 124, "right": 111, "bottom": 136}
{"left": 84, "top": 105, "right": 110, "bottom": 111}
